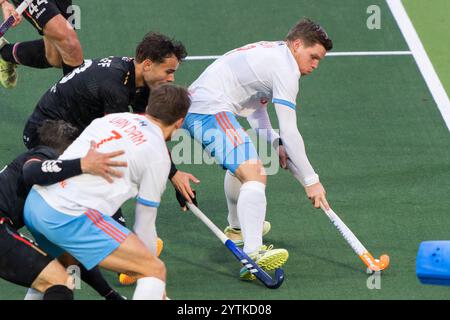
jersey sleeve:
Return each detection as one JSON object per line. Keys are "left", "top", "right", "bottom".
{"left": 271, "top": 65, "right": 299, "bottom": 110}
{"left": 136, "top": 160, "right": 170, "bottom": 208}
{"left": 22, "top": 146, "right": 83, "bottom": 187}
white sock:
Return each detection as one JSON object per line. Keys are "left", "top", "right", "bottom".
{"left": 24, "top": 288, "right": 44, "bottom": 300}
{"left": 132, "top": 277, "right": 165, "bottom": 300}
{"left": 224, "top": 170, "right": 242, "bottom": 229}
{"left": 237, "top": 181, "right": 267, "bottom": 254}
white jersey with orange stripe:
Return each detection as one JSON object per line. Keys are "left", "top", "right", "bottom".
{"left": 188, "top": 41, "right": 300, "bottom": 117}
{"left": 33, "top": 113, "right": 171, "bottom": 217}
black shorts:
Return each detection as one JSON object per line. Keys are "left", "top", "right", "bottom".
{"left": 0, "top": 220, "right": 53, "bottom": 288}
{"left": 112, "top": 209, "right": 127, "bottom": 227}
{"left": 12, "top": 0, "right": 73, "bottom": 36}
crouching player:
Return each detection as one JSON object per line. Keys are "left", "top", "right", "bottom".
{"left": 0, "top": 120, "right": 127, "bottom": 299}
{"left": 24, "top": 84, "right": 191, "bottom": 299}
{"left": 184, "top": 18, "right": 333, "bottom": 279}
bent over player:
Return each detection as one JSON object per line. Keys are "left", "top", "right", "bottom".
{"left": 22, "top": 31, "right": 198, "bottom": 204}
{"left": 184, "top": 18, "right": 333, "bottom": 279}
{"left": 24, "top": 84, "right": 191, "bottom": 300}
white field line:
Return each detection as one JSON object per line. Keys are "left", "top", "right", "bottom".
{"left": 387, "top": 0, "right": 450, "bottom": 132}
{"left": 185, "top": 51, "right": 412, "bottom": 61}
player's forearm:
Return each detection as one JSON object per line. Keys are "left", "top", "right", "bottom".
{"left": 281, "top": 128, "right": 319, "bottom": 187}
{"left": 274, "top": 103, "right": 319, "bottom": 186}
{"left": 23, "top": 159, "right": 82, "bottom": 186}
{"left": 134, "top": 203, "right": 158, "bottom": 255}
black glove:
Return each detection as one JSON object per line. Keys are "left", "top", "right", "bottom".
{"left": 176, "top": 189, "right": 198, "bottom": 209}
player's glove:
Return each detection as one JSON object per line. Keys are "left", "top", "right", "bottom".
{"left": 176, "top": 189, "right": 198, "bottom": 209}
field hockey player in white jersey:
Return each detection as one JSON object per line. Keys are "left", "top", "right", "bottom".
{"left": 184, "top": 18, "right": 333, "bottom": 280}
{"left": 23, "top": 84, "right": 191, "bottom": 300}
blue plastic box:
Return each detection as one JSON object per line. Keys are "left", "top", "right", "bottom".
{"left": 416, "top": 241, "right": 450, "bottom": 286}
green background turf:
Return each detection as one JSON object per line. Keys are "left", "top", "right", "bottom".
{"left": 403, "top": 0, "right": 450, "bottom": 94}
{"left": 0, "top": 0, "right": 449, "bottom": 300}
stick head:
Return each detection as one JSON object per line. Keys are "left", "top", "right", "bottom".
{"left": 375, "top": 254, "right": 390, "bottom": 271}
{"left": 369, "top": 254, "right": 390, "bottom": 272}
{"left": 264, "top": 268, "right": 285, "bottom": 289}
{"left": 361, "top": 252, "right": 390, "bottom": 272}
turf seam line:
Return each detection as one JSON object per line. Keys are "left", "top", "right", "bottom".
{"left": 387, "top": 0, "right": 450, "bottom": 132}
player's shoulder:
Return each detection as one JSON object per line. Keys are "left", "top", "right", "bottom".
{"left": 268, "top": 42, "right": 295, "bottom": 66}
{"left": 5, "top": 146, "right": 57, "bottom": 172}
{"left": 27, "top": 146, "right": 58, "bottom": 161}
{"left": 91, "top": 56, "right": 134, "bottom": 79}
{"left": 137, "top": 121, "right": 170, "bottom": 160}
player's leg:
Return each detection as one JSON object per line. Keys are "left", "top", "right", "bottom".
{"left": 42, "top": 14, "right": 83, "bottom": 74}
{"left": 58, "top": 252, "right": 125, "bottom": 300}
{"left": 183, "top": 112, "right": 288, "bottom": 279}
{"left": 233, "top": 158, "right": 267, "bottom": 254}
{"left": 99, "top": 233, "right": 167, "bottom": 300}
{"left": 0, "top": 0, "right": 79, "bottom": 88}
{"left": 2, "top": 0, "right": 82, "bottom": 73}
{"left": 223, "top": 169, "right": 271, "bottom": 246}
{"left": 0, "top": 38, "right": 53, "bottom": 69}
{"left": 24, "top": 189, "right": 166, "bottom": 300}
{"left": 31, "top": 260, "right": 74, "bottom": 300}
{"left": 0, "top": 221, "right": 73, "bottom": 300}
{"left": 232, "top": 155, "right": 289, "bottom": 279}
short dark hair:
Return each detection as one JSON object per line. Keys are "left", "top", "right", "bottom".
{"left": 37, "top": 120, "right": 79, "bottom": 154}
{"left": 146, "top": 84, "right": 191, "bottom": 126}
{"left": 286, "top": 18, "right": 333, "bottom": 51}
{"left": 135, "top": 32, "right": 187, "bottom": 63}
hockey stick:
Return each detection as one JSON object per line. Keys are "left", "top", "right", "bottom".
{"left": 320, "top": 203, "right": 390, "bottom": 272}
{"left": 186, "top": 202, "right": 285, "bottom": 289}
{"left": 0, "top": 0, "right": 33, "bottom": 37}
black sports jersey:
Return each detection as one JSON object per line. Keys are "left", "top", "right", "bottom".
{"left": 28, "top": 57, "right": 149, "bottom": 131}
{"left": 0, "top": 146, "right": 58, "bottom": 228}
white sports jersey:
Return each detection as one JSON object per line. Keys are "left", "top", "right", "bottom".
{"left": 34, "top": 113, "right": 171, "bottom": 217}
{"left": 189, "top": 41, "right": 300, "bottom": 117}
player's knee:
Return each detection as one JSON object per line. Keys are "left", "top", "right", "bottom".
{"left": 44, "top": 43, "right": 63, "bottom": 67}
{"left": 138, "top": 256, "right": 166, "bottom": 280}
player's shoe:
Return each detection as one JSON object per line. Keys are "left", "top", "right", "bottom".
{"left": 224, "top": 221, "right": 271, "bottom": 246}
{"left": 239, "top": 244, "right": 289, "bottom": 281}
{"left": 119, "top": 237, "right": 164, "bottom": 286}
{"left": 0, "top": 37, "right": 18, "bottom": 89}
